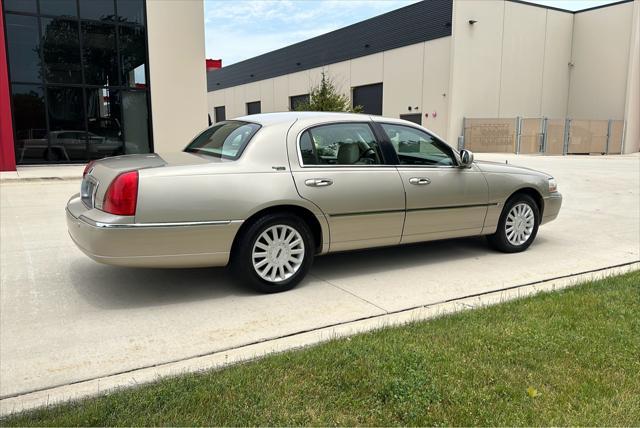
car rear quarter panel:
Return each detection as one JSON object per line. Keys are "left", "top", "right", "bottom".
{"left": 134, "top": 121, "right": 330, "bottom": 252}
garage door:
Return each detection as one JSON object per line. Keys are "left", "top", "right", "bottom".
{"left": 352, "top": 83, "right": 382, "bottom": 115}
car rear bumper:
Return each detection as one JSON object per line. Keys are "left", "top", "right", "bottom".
{"left": 66, "top": 194, "right": 242, "bottom": 268}
{"left": 541, "top": 193, "right": 562, "bottom": 225}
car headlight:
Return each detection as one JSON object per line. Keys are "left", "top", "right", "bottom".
{"left": 548, "top": 178, "right": 558, "bottom": 193}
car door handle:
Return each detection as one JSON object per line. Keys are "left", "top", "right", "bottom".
{"left": 409, "top": 177, "right": 431, "bottom": 185}
{"left": 305, "top": 178, "right": 333, "bottom": 187}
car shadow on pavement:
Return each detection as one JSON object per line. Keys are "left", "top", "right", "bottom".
{"left": 69, "top": 261, "right": 252, "bottom": 310}
{"left": 69, "top": 236, "right": 492, "bottom": 309}
{"left": 311, "top": 236, "right": 491, "bottom": 280}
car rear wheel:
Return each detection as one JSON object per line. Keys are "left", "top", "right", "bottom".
{"left": 487, "top": 194, "right": 540, "bottom": 253}
{"left": 231, "top": 213, "right": 314, "bottom": 293}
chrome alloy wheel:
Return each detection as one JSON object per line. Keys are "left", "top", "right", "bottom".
{"left": 252, "top": 225, "right": 305, "bottom": 282}
{"left": 505, "top": 202, "right": 535, "bottom": 246}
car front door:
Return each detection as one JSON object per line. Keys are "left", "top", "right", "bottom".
{"left": 377, "top": 122, "right": 489, "bottom": 244}
{"left": 288, "top": 120, "right": 405, "bottom": 252}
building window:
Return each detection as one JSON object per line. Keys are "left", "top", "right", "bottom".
{"left": 41, "top": 17, "right": 82, "bottom": 84}
{"left": 289, "top": 94, "right": 309, "bottom": 111}
{"left": 2, "top": 0, "right": 152, "bottom": 165}
{"left": 246, "top": 101, "right": 261, "bottom": 115}
{"left": 352, "top": 83, "right": 383, "bottom": 115}
{"left": 399, "top": 113, "right": 422, "bottom": 125}
{"left": 5, "top": 14, "right": 40, "bottom": 83}
{"left": 214, "top": 106, "right": 226, "bottom": 122}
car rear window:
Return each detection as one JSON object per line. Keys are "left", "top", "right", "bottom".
{"left": 184, "top": 121, "right": 260, "bottom": 160}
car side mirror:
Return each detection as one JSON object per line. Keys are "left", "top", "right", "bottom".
{"left": 459, "top": 149, "right": 474, "bottom": 167}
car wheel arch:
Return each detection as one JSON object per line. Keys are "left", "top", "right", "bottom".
{"left": 231, "top": 204, "right": 324, "bottom": 256}
{"left": 506, "top": 187, "right": 544, "bottom": 217}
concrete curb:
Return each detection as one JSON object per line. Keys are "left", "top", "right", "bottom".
{"left": 1, "top": 261, "right": 638, "bottom": 417}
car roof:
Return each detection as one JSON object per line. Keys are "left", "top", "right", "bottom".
{"left": 230, "top": 111, "right": 449, "bottom": 144}
{"left": 234, "top": 111, "right": 371, "bottom": 126}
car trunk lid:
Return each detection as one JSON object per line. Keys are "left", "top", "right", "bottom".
{"left": 83, "top": 152, "right": 217, "bottom": 210}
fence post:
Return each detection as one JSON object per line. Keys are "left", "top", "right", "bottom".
{"left": 605, "top": 119, "right": 612, "bottom": 154}
{"left": 540, "top": 117, "right": 547, "bottom": 154}
{"left": 515, "top": 117, "right": 522, "bottom": 154}
{"left": 563, "top": 118, "right": 571, "bottom": 155}
{"left": 621, "top": 120, "right": 626, "bottom": 154}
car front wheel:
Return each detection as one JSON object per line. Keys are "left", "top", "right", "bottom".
{"left": 231, "top": 214, "right": 314, "bottom": 293}
{"left": 487, "top": 194, "right": 540, "bottom": 253}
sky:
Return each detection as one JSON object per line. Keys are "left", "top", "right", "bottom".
{"left": 204, "top": 0, "right": 622, "bottom": 66}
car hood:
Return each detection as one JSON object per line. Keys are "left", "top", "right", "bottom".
{"left": 474, "top": 160, "right": 553, "bottom": 178}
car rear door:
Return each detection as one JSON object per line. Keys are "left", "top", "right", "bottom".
{"left": 288, "top": 120, "right": 405, "bottom": 252}
{"left": 376, "top": 122, "right": 489, "bottom": 243}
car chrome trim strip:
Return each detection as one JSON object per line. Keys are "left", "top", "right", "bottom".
{"left": 68, "top": 209, "right": 241, "bottom": 228}
{"left": 329, "top": 203, "right": 498, "bottom": 218}
{"left": 406, "top": 202, "right": 499, "bottom": 212}
{"left": 329, "top": 209, "right": 405, "bottom": 218}
{"left": 86, "top": 219, "right": 241, "bottom": 229}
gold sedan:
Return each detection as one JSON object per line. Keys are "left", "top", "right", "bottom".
{"left": 67, "top": 112, "right": 562, "bottom": 293}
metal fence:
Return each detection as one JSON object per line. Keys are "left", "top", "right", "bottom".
{"left": 461, "top": 117, "right": 626, "bottom": 155}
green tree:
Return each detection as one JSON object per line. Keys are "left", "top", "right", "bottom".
{"left": 294, "top": 72, "right": 363, "bottom": 113}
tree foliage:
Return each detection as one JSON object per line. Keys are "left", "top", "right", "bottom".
{"left": 294, "top": 72, "right": 363, "bottom": 113}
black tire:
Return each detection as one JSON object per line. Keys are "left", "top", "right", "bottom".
{"left": 487, "top": 193, "right": 540, "bottom": 253}
{"left": 230, "top": 213, "right": 315, "bottom": 293}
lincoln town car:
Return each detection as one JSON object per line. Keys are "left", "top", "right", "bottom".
{"left": 66, "top": 112, "right": 562, "bottom": 292}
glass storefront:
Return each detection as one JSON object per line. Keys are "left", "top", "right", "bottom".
{"left": 3, "top": 0, "right": 152, "bottom": 164}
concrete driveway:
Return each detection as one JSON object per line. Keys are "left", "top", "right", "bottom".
{"left": 1, "top": 154, "right": 638, "bottom": 403}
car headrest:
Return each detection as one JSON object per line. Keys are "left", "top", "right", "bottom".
{"left": 337, "top": 142, "right": 360, "bottom": 164}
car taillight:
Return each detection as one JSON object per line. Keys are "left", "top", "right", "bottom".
{"left": 103, "top": 171, "right": 138, "bottom": 216}
{"left": 83, "top": 160, "right": 96, "bottom": 177}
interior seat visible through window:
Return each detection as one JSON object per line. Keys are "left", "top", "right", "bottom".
{"left": 298, "top": 122, "right": 382, "bottom": 166}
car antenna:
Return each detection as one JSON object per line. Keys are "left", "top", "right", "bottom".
{"left": 505, "top": 159, "right": 508, "bottom": 164}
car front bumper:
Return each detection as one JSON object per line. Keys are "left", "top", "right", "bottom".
{"left": 66, "top": 194, "right": 242, "bottom": 268}
{"left": 541, "top": 192, "right": 562, "bottom": 225}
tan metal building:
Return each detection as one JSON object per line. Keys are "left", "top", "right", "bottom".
{"left": 207, "top": 0, "right": 639, "bottom": 154}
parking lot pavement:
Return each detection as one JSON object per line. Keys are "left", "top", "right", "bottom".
{"left": 1, "top": 154, "right": 638, "bottom": 402}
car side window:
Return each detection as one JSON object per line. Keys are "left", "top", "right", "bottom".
{"left": 299, "top": 123, "right": 382, "bottom": 166}
{"left": 380, "top": 123, "right": 455, "bottom": 166}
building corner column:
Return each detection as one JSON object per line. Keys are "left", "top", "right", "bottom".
{"left": 622, "top": 0, "right": 639, "bottom": 153}
{"left": 145, "top": 0, "right": 208, "bottom": 153}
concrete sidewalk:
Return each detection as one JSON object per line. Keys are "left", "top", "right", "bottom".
{"left": 0, "top": 165, "right": 84, "bottom": 181}
{"left": 1, "top": 154, "right": 639, "bottom": 414}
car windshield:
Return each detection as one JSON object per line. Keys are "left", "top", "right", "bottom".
{"left": 184, "top": 121, "right": 261, "bottom": 159}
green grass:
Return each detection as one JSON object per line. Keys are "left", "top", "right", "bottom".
{"left": 4, "top": 270, "right": 639, "bottom": 426}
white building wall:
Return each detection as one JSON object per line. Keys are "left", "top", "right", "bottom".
{"left": 350, "top": 52, "right": 384, "bottom": 87}
{"left": 447, "top": 0, "right": 505, "bottom": 142}
{"left": 447, "top": 0, "right": 575, "bottom": 141}
{"left": 273, "top": 76, "right": 289, "bottom": 112}
{"left": 540, "top": 10, "right": 574, "bottom": 118}
{"left": 146, "top": 0, "right": 208, "bottom": 152}
{"left": 422, "top": 36, "right": 451, "bottom": 137}
{"left": 499, "top": 1, "right": 547, "bottom": 117}
{"left": 327, "top": 61, "right": 351, "bottom": 96}
{"left": 382, "top": 44, "right": 424, "bottom": 118}
{"left": 567, "top": 1, "right": 634, "bottom": 120}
